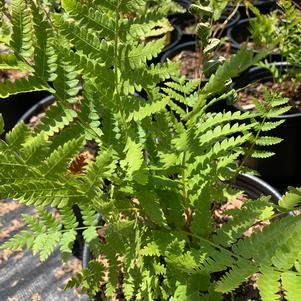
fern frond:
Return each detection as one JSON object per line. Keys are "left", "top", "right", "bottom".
{"left": 30, "top": 0, "right": 57, "bottom": 81}
{"left": 255, "top": 136, "right": 283, "bottom": 146}
{"left": 53, "top": 56, "right": 80, "bottom": 104}
{"left": 201, "top": 47, "right": 266, "bottom": 97}
{"left": 60, "top": 207, "right": 78, "bottom": 260}
{"left": 120, "top": 138, "right": 148, "bottom": 185}
{"left": 10, "top": 0, "right": 33, "bottom": 59}
{"left": 213, "top": 196, "right": 274, "bottom": 247}
{"left": 282, "top": 271, "right": 301, "bottom": 301}
{"left": 82, "top": 149, "right": 116, "bottom": 195}
{"left": 21, "top": 209, "right": 62, "bottom": 261}
{"left": 260, "top": 120, "right": 285, "bottom": 132}
{"left": 0, "top": 53, "right": 31, "bottom": 70}
{"left": 22, "top": 132, "right": 51, "bottom": 164}
{"left": 250, "top": 149, "right": 275, "bottom": 158}
{"left": 232, "top": 215, "right": 299, "bottom": 264}
{"left": 215, "top": 258, "right": 258, "bottom": 293}
{"left": 123, "top": 37, "right": 166, "bottom": 69}
{"left": 257, "top": 266, "right": 281, "bottom": 301}
{"left": 0, "top": 230, "right": 34, "bottom": 250}
{"left": 279, "top": 187, "right": 301, "bottom": 211}
{"left": 0, "top": 76, "right": 53, "bottom": 98}
{"left": 53, "top": 14, "right": 112, "bottom": 61}
{"left": 35, "top": 101, "right": 78, "bottom": 137}
{"left": 0, "top": 179, "right": 81, "bottom": 207}
{"left": 44, "top": 136, "right": 85, "bottom": 177}
{"left": 66, "top": 260, "right": 105, "bottom": 297}
{"left": 5, "top": 121, "right": 31, "bottom": 150}
{"left": 61, "top": 0, "right": 115, "bottom": 39}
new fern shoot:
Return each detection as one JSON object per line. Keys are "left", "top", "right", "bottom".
{"left": 0, "top": 0, "right": 301, "bottom": 300}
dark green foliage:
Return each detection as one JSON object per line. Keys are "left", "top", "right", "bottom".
{"left": 0, "top": 1, "right": 300, "bottom": 300}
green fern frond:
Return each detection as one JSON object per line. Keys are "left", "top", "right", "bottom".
{"left": 120, "top": 138, "right": 148, "bottom": 185}
{"left": 30, "top": 1, "right": 57, "bottom": 81}
{"left": 0, "top": 230, "right": 34, "bottom": 250}
{"left": 255, "top": 136, "right": 283, "bottom": 146}
{"left": 60, "top": 207, "right": 78, "bottom": 260}
{"left": 0, "top": 76, "right": 53, "bottom": 98}
{"left": 82, "top": 148, "right": 116, "bottom": 196}
{"left": 213, "top": 196, "right": 274, "bottom": 247}
{"left": 279, "top": 187, "right": 301, "bottom": 211}
{"left": 0, "top": 53, "right": 31, "bottom": 70}
{"left": 18, "top": 209, "right": 62, "bottom": 261}
{"left": 124, "top": 37, "right": 166, "bottom": 69}
{"left": 66, "top": 260, "right": 105, "bottom": 297}
{"left": 10, "top": 0, "right": 33, "bottom": 59}
{"left": 62, "top": 0, "right": 115, "bottom": 39}
{"left": 5, "top": 121, "right": 31, "bottom": 150}
{"left": 201, "top": 47, "right": 266, "bottom": 97}
{"left": 0, "top": 179, "right": 80, "bottom": 207}
{"left": 257, "top": 266, "right": 281, "bottom": 301}
{"left": 53, "top": 56, "right": 80, "bottom": 104}
{"left": 22, "top": 132, "right": 51, "bottom": 164}
{"left": 44, "top": 136, "right": 85, "bottom": 177}
{"left": 250, "top": 149, "right": 275, "bottom": 158}
{"left": 232, "top": 215, "right": 299, "bottom": 263}
{"left": 125, "top": 10, "right": 169, "bottom": 41}
{"left": 282, "top": 271, "right": 301, "bottom": 301}
{"left": 53, "top": 14, "right": 112, "bottom": 61}
{"left": 215, "top": 258, "right": 258, "bottom": 293}
{"left": 35, "top": 101, "right": 78, "bottom": 137}
{"left": 260, "top": 120, "right": 285, "bottom": 132}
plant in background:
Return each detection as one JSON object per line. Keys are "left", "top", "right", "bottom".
{"left": 248, "top": 4, "right": 280, "bottom": 50}
{"left": 0, "top": 1, "right": 301, "bottom": 300}
{"left": 277, "top": 0, "right": 301, "bottom": 65}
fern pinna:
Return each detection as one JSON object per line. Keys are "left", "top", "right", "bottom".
{"left": 0, "top": 0, "right": 301, "bottom": 300}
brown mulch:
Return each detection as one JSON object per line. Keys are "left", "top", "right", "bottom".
{"left": 172, "top": 43, "right": 232, "bottom": 79}
{"left": 237, "top": 79, "right": 301, "bottom": 113}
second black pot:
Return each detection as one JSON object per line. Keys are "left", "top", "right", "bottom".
{"left": 0, "top": 91, "right": 50, "bottom": 137}
{"left": 232, "top": 62, "right": 301, "bottom": 190}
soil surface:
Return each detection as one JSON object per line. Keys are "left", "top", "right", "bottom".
{"left": 172, "top": 43, "right": 232, "bottom": 79}
{"left": 0, "top": 69, "right": 29, "bottom": 83}
{"left": 0, "top": 198, "right": 89, "bottom": 301}
{"left": 237, "top": 79, "right": 301, "bottom": 113}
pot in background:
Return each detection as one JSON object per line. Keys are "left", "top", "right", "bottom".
{"left": 229, "top": 0, "right": 278, "bottom": 18}
{"left": 232, "top": 62, "right": 301, "bottom": 190}
{"left": 170, "top": 9, "right": 241, "bottom": 43}
{"left": 0, "top": 91, "right": 50, "bottom": 137}
{"left": 227, "top": 18, "right": 281, "bottom": 62}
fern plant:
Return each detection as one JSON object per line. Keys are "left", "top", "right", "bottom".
{"left": 1, "top": 1, "right": 301, "bottom": 300}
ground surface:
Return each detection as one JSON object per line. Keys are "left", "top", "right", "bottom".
{"left": 0, "top": 199, "right": 89, "bottom": 301}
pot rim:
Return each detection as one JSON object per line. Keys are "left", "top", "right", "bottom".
{"left": 17, "top": 94, "right": 55, "bottom": 124}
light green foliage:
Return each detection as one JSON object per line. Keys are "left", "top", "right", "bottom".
{"left": 248, "top": 4, "right": 279, "bottom": 48}
{"left": 0, "top": 1, "right": 300, "bottom": 300}
{"left": 277, "top": 0, "right": 301, "bottom": 65}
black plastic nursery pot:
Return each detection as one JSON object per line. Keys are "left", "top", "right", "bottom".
{"left": 229, "top": 0, "right": 278, "bottom": 18}
{"left": 0, "top": 91, "right": 50, "bottom": 137}
{"left": 170, "top": 9, "right": 241, "bottom": 43}
{"left": 82, "top": 173, "right": 281, "bottom": 301}
{"left": 227, "top": 18, "right": 281, "bottom": 62}
{"left": 232, "top": 62, "right": 301, "bottom": 189}
{"left": 162, "top": 23, "right": 183, "bottom": 54}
